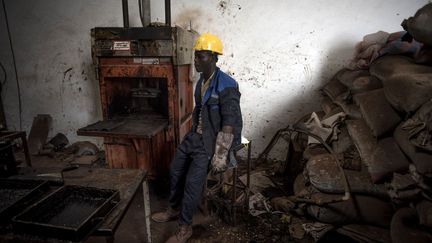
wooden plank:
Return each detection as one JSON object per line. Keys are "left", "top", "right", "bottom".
{"left": 27, "top": 115, "right": 52, "bottom": 155}
{"left": 105, "top": 138, "right": 138, "bottom": 169}
{"left": 150, "top": 130, "right": 166, "bottom": 178}
{"left": 133, "top": 138, "right": 151, "bottom": 172}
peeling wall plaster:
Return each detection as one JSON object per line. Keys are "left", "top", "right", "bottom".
{"left": 0, "top": 0, "right": 428, "bottom": 158}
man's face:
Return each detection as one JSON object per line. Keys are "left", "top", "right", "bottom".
{"left": 194, "top": 51, "right": 215, "bottom": 73}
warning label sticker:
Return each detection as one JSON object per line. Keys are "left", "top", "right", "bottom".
{"left": 113, "top": 41, "right": 131, "bottom": 51}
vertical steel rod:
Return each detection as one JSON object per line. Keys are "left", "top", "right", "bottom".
{"left": 122, "top": 0, "right": 129, "bottom": 28}
{"left": 142, "top": 0, "right": 151, "bottom": 27}
{"left": 246, "top": 141, "right": 251, "bottom": 209}
{"left": 164, "top": 0, "right": 171, "bottom": 26}
{"left": 232, "top": 167, "right": 237, "bottom": 225}
{"left": 143, "top": 179, "right": 152, "bottom": 243}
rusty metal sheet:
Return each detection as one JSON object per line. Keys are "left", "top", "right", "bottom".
{"left": 91, "top": 26, "right": 195, "bottom": 62}
{"left": 140, "top": 39, "right": 173, "bottom": 56}
{"left": 0, "top": 179, "right": 50, "bottom": 223}
{"left": 173, "top": 27, "right": 197, "bottom": 65}
{"left": 13, "top": 185, "right": 120, "bottom": 242}
{"left": 92, "top": 27, "right": 172, "bottom": 40}
{"left": 78, "top": 119, "right": 168, "bottom": 139}
{"left": 63, "top": 168, "right": 145, "bottom": 235}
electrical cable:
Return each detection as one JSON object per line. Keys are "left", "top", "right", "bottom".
{"left": 0, "top": 62, "right": 6, "bottom": 92}
{"left": 1, "top": 0, "right": 22, "bottom": 130}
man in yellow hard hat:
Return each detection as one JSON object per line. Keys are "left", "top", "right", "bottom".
{"left": 151, "top": 33, "right": 243, "bottom": 243}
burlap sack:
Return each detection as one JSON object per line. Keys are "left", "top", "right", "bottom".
{"left": 394, "top": 123, "right": 432, "bottom": 176}
{"left": 402, "top": 99, "right": 432, "bottom": 152}
{"left": 333, "top": 68, "right": 381, "bottom": 94}
{"left": 370, "top": 55, "right": 432, "bottom": 113}
{"left": 334, "top": 95, "right": 362, "bottom": 119}
{"left": 335, "top": 69, "right": 370, "bottom": 88}
{"left": 321, "top": 96, "right": 340, "bottom": 115}
{"left": 391, "top": 208, "right": 432, "bottom": 243}
{"left": 346, "top": 119, "right": 377, "bottom": 167}
{"left": 353, "top": 89, "right": 401, "bottom": 137}
{"left": 369, "top": 137, "right": 410, "bottom": 183}
{"left": 416, "top": 200, "right": 432, "bottom": 229}
{"left": 307, "top": 194, "right": 394, "bottom": 227}
{"left": 322, "top": 78, "right": 348, "bottom": 101}
{"left": 351, "top": 75, "right": 382, "bottom": 94}
{"left": 370, "top": 56, "right": 430, "bottom": 81}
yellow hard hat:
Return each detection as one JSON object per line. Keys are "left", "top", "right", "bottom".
{"left": 193, "top": 33, "right": 223, "bottom": 55}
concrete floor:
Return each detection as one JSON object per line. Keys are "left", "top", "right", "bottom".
{"left": 86, "top": 179, "right": 216, "bottom": 243}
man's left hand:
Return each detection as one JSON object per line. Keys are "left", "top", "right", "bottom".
{"left": 211, "top": 131, "right": 234, "bottom": 173}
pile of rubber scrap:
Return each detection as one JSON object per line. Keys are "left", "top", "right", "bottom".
{"left": 254, "top": 4, "right": 432, "bottom": 242}
{"left": 257, "top": 60, "right": 432, "bottom": 242}
{"left": 283, "top": 53, "right": 432, "bottom": 242}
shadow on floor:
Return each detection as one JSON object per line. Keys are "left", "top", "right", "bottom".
{"left": 85, "top": 179, "right": 217, "bottom": 243}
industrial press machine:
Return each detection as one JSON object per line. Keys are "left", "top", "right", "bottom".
{"left": 78, "top": 0, "right": 196, "bottom": 178}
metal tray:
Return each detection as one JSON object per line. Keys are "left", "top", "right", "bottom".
{"left": 0, "top": 179, "right": 50, "bottom": 223}
{"left": 12, "top": 185, "right": 120, "bottom": 241}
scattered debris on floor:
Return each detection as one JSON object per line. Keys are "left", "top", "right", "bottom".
{"left": 34, "top": 131, "right": 102, "bottom": 167}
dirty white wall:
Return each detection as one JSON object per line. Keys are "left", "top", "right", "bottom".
{"left": 0, "top": 0, "right": 429, "bottom": 158}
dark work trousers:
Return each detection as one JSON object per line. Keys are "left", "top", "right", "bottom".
{"left": 169, "top": 131, "right": 210, "bottom": 225}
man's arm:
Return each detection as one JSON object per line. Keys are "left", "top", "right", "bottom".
{"left": 219, "top": 87, "right": 241, "bottom": 130}
{"left": 211, "top": 87, "right": 241, "bottom": 173}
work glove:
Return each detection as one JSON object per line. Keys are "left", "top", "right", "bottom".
{"left": 211, "top": 131, "right": 234, "bottom": 174}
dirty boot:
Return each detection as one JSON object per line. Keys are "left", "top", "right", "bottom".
{"left": 151, "top": 207, "right": 180, "bottom": 223}
{"left": 165, "top": 224, "right": 193, "bottom": 243}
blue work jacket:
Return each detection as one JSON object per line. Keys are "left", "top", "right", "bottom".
{"left": 192, "top": 67, "right": 243, "bottom": 157}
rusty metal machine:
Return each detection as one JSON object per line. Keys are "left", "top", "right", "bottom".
{"left": 78, "top": 0, "right": 196, "bottom": 178}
